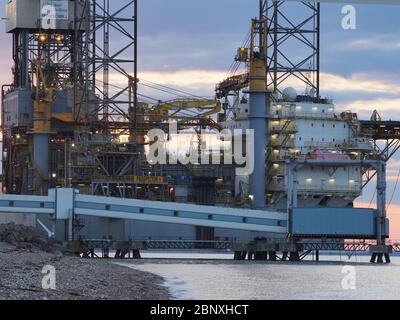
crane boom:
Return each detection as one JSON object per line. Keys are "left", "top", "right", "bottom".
{"left": 151, "top": 98, "right": 221, "bottom": 118}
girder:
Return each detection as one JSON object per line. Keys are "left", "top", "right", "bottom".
{"left": 0, "top": 188, "right": 288, "bottom": 234}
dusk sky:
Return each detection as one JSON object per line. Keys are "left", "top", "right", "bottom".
{"left": 1, "top": 1, "right": 399, "bottom": 237}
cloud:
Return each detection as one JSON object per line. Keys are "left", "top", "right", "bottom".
{"left": 139, "top": 32, "right": 241, "bottom": 72}
{"left": 388, "top": 161, "right": 400, "bottom": 169}
{"left": 139, "top": 70, "right": 228, "bottom": 89}
{"left": 387, "top": 169, "right": 400, "bottom": 175}
{"left": 354, "top": 201, "right": 400, "bottom": 240}
{"left": 320, "top": 72, "right": 400, "bottom": 95}
{"left": 336, "top": 97, "right": 400, "bottom": 119}
{"left": 348, "top": 37, "right": 400, "bottom": 51}
{"left": 387, "top": 175, "right": 400, "bottom": 182}
{"left": 107, "top": 68, "right": 400, "bottom": 101}
{"left": 108, "top": 69, "right": 231, "bottom": 99}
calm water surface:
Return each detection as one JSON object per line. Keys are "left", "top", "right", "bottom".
{"left": 119, "top": 251, "right": 400, "bottom": 300}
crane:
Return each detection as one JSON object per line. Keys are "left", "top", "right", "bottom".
{"left": 150, "top": 98, "right": 221, "bottom": 119}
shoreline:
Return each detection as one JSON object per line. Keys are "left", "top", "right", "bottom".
{"left": 0, "top": 242, "right": 171, "bottom": 300}
{"left": 117, "top": 262, "right": 187, "bottom": 300}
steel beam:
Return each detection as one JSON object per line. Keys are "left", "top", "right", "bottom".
{"left": 74, "top": 194, "right": 288, "bottom": 233}
{"left": 0, "top": 188, "right": 288, "bottom": 234}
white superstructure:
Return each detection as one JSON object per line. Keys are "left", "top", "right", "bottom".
{"left": 221, "top": 88, "right": 375, "bottom": 210}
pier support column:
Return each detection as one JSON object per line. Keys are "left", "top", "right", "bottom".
{"left": 255, "top": 252, "right": 268, "bottom": 261}
{"left": 268, "top": 251, "right": 277, "bottom": 261}
{"left": 234, "top": 251, "right": 248, "bottom": 260}
{"left": 281, "top": 252, "right": 288, "bottom": 261}
{"left": 132, "top": 249, "right": 141, "bottom": 259}
{"left": 289, "top": 252, "right": 300, "bottom": 262}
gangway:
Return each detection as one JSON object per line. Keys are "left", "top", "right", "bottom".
{"left": 0, "top": 189, "right": 288, "bottom": 238}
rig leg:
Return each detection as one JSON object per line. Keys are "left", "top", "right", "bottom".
{"left": 370, "top": 245, "right": 392, "bottom": 264}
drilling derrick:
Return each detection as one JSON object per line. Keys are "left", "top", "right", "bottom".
{"left": 260, "top": 0, "right": 320, "bottom": 97}
{"left": 3, "top": 0, "right": 86, "bottom": 195}
{"left": 2, "top": 0, "right": 139, "bottom": 197}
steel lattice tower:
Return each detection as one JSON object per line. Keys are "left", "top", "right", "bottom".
{"left": 74, "top": 0, "right": 138, "bottom": 134}
{"left": 261, "top": 0, "right": 320, "bottom": 97}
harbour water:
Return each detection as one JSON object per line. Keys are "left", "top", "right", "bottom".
{"left": 119, "top": 252, "right": 400, "bottom": 300}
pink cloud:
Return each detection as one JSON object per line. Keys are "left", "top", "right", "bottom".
{"left": 355, "top": 200, "right": 400, "bottom": 240}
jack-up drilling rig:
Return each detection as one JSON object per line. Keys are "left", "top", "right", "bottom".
{"left": 1, "top": 0, "right": 400, "bottom": 259}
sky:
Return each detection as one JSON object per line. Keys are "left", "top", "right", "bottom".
{"left": 0, "top": 1, "right": 399, "bottom": 237}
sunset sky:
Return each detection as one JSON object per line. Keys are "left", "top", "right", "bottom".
{"left": 1, "top": 1, "right": 399, "bottom": 237}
